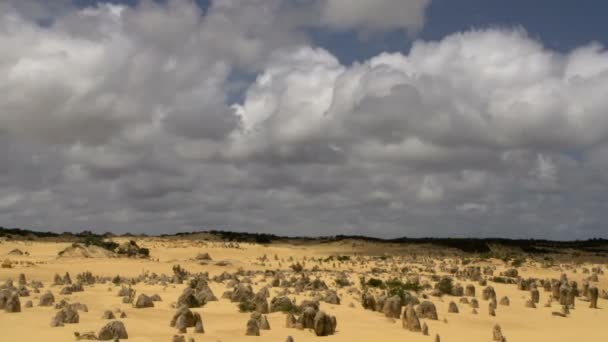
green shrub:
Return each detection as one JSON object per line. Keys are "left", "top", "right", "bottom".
{"left": 385, "top": 278, "right": 422, "bottom": 301}
{"left": 366, "top": 278, "right": 384, "bottom": 288}
{"left": 478, "top": 253, "right": 491, "bottom": 260}
{"left": 82, "top": 235, "right": 118, "bottom": 251}
{"left": 436, "top": 277, "right": 454, "bottom": 295}
{"left": 76, "top": 271, "right": 96, "bottom": 285}
{"left": 238, "top": 300, "right": 256, "bottom": 312}
{"left": 326, "top": 255, "right": 352, "bottom": 262}
{"left": 511, "top": 258, "right": 525, "bottom": 268}
{"left": 335, "top": 277, "right": 350, "bottom": 287}
{"left": 390, "top": 278, "right": 422, "bottom": 292}
{"left": 492, "top": 276, "right": 509, "bottom": 284}
{"left": 290, "top": 262, "right": 304, "bottom": 272}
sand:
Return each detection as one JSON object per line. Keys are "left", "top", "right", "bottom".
{"left": 1, "top": 238, "right": 607, "bottom": 341}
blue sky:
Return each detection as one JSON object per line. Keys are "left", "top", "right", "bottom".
{"left": 313, "top": 0, "right": 608, "bottom": 64}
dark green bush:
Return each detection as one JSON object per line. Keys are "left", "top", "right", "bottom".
{"left": 238, "top": 300, "right": 257, "bottom": 312}
{"left": 385, "top": 278, "right": 421, "bottom": 302}
{"left": 386, "top": 278, "right": 421, "bottom": 292}
{"left": 436, "top": 277, "right": 454, "bottom": 295}
{"left": 290, "top": 262, "right": 304, "bottom": 272}
{"left": 337, "top": 255, "right": 351, "bottom": 261}
{"left": 76, "top": 271, "right": 96, "bottom": 285}
{"left": 82, "top": 235, "right": 119, "bottom": 251}
{"left": 366, "top": 278, "right": 384, "bottom": 288}
{"left": 511, "top": 258, "right": 525, "bottom": 267}
{"left": 492, "top": 276, "right": 509, "bottom": 283}
{"left": 335, "top": 279, "right": 349, "bottom": 287}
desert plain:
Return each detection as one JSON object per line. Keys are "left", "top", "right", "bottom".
{"left": 1, "top": 233, "right": 607, "bottom": 342}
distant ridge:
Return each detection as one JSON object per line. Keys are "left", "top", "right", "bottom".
{"left": 1, "top": 226, "right": 607, "bottom": 254}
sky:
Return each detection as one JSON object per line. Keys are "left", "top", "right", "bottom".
{"left": 1, "top": 0, "right": 608, "bottom": 239}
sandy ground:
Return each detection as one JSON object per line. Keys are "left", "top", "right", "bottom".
{"left": 1, "top": 238, "right": 607, "bottom": 341}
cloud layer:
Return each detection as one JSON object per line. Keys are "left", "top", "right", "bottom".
{"left": 1, "top": 0, "right": 608, "bottom": 238}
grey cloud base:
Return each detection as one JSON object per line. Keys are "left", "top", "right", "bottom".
{"left": 1, "top": 1, "right": 608, "bottom": 239}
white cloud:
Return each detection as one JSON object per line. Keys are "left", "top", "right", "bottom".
{"left": 233, "top": 29, "right": 608, "bottom": 160}
{"left": 2, "top": 1, "right": 608, "bottom": 238}
{"left": 320, "top": 0, "right": 430, "bottom": 34}
{"left": 226, "top": 29, "right": 608, "bottom": 237}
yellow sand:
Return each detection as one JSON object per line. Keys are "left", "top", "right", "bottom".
{"left": 1, "top": 238, "right": 607, "bottom": 341}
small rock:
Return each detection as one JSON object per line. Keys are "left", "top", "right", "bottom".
{"left": 39, "top": 291, "right": 55, "bottom": 307}
{"left": 102, "top": 310, "right": 116, "bottom": 320}
{"left": 134, "top": 294, "right": 154, "bottom": 308}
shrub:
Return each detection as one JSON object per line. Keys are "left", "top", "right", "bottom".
{"left": 491, "top": 276, "right": 509, "bottom": 284}
{"left": 388, "top": 278, "right": 422, "bottom": 292}
{"left": 290, "top": 262, "right": 304, "bottom": 272}
{"left": 82, "top": 235, "right": 119, "bottom": 251}
{"left": 325, "top": 255, "right": 351, "bottom": 262}
{"left": 173, "top": 264, "right": 189, "bottom": 279}
{"left": 511, "top": 258, "right": 525, "bottom": 268}
{"left": 436, "top": 277, "right": 454, "bottom": 295}
{"left": 385, "top": 278, "right": 422, "bottom": 302}
{"left": 335, "top": 278, "right": 350, "bottom": 287}
{"left": 238, "top": 300, "right": 257, "bottom": 313}
{"left": 76, "top": 271, "right": 96, "bottom": 285}
{"left": 366, "top": 278, "right": 384, "bottom": 288}
{"left": 336, "top": 255, "right": 351, "bottom": 261}
{"left": 255, "top": 235, "right": 272, "bottom": 244}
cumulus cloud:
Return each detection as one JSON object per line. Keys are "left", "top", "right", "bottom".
{"left": 236, "top": 30, "right": 608, "bottom": 155}
{"left": 319, "top": 0, "right": 430, "bottom": 34}
{"left": 229, "top": 29, "right": 608, "bottom": 238}
{"left": 2, "top": 1, "right": 608, "bottom": 239}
